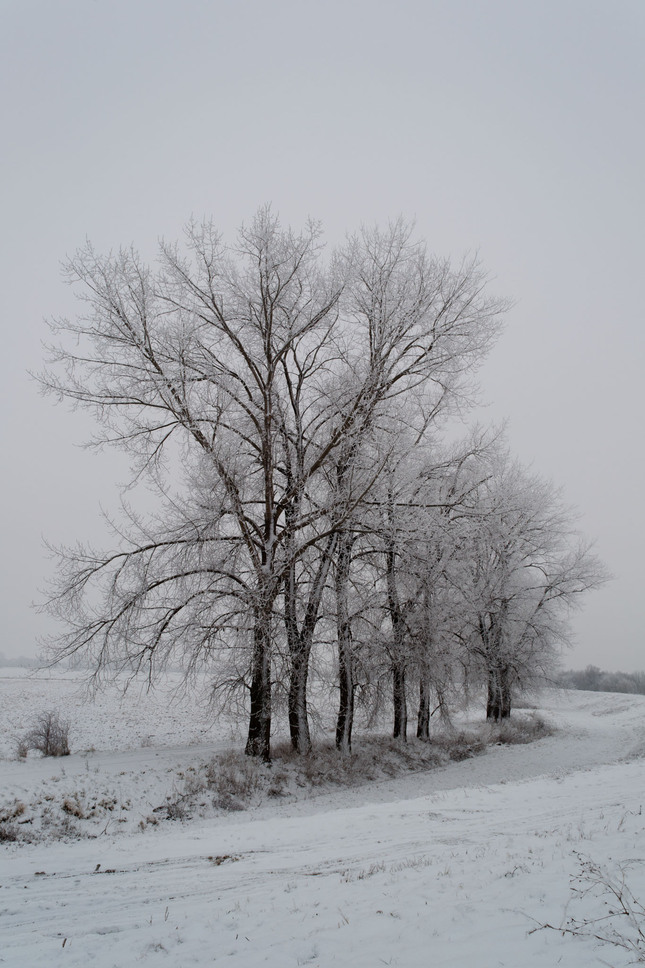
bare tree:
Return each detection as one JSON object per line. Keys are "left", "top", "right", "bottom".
{"left": 328, "top": 223, "right": 505, "bottom": 751}
{"left": 360, "top": 431, "right": 497, "bottom": 741}
{"left": 41, "top": 211, "right": 506, "bottom": 759}
{"left": 453, "top": 450, "right": 608, "bottom": 719}
{"left": 43, "top": 211, "right": 353, "bottom": 760}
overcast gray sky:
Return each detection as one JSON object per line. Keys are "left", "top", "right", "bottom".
{"left": 1, "top": 0, "right": 643, "bottom": 669}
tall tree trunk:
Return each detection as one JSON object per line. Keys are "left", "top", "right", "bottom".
{"left": 285, "top": 534, "right": 337, "bottom": 754}
{"left": 486, "top": 668, "right": 500, "bottom": 721}
{"left": 385, "top": 534, "right": 407, "bottom": 741}
{"left": 486, "top": 666, "right": 511, "bottom": 721}
{"left": 392, "top": 661, "right": 407, "bottom": 740}
{"left": 284, "top": 557, "right": 310, "bottom": 754}
{"left": 417, "top": 674, "right": 431, "bottom": 739}
{"left": 335, "top": 531, "right": 355, "bottom": 754}
{"left": 485, "top": 602, "right": 511, "bottom": 722}
{"left": 288, "top": 650, "right": 311, "bottom": 754}
{"left": 500, "top": 668, "right": 512, "bottom": 719}
{"left": 417, "top": 587, "right": 434, "bottom": 739}
{"left": 245, "top": 601, "right": 273, "bottom": 761}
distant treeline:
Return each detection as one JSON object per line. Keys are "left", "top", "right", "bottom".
{"left": 0, "top": 652, "right": 37, "bottom": 668}
{"left": 558, "top": 665, "right": 645, "bottom": 696}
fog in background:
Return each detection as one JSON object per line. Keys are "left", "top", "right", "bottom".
{"left": 1, "top": 0, "right": 643, "bottom": 670}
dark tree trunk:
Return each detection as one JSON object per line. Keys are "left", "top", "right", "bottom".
{"left": 284, "top": 557, "right": 311, "bottom": 755}
{"left": 417, "top": 589, "right": 434, "bottom": 740}
{"left": 335, "top": 531, "right": 355, "bottom": 754}
{"left": 285, "top": 534, "right": 336, "bottom": 754}
{"left": 417, "top": 675, "right": 431, "bottom": 739}
{"left": 245, "top": 604, "right": 272, "bottom": 761}
{"left": 336, "top": 639, "right": 354, "bottom": 754}
{"left": 484, "top": 602, "right": 512, "bottom": 722}
{"left": 392, "top": 660, "right": 407, "bottom": 740}
{"left": 501, "top": 671, "right": 512, "bottom": 718}
{"left": 486, "top": 673, "right": 499, "bottom": 721}
{"left": 288, "top": 650, "right": 311, "bottom": 754}
{"left": 486, "top": 667, "right": 511, "bottom": 721}
{"left": 385, "top": 531, "right": 407, "bottom": 741}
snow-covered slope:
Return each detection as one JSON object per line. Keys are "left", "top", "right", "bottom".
{"left": 1, "top": 670, "right": 644, "bottom": 967}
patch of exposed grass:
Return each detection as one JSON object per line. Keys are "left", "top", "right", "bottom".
{"left": 0, "top": 800, "right": 29, "bottom": 843}
{"left": 432, "top": 730, "right": 488, "bottom": 761}
{"left": 491, "top": 712, "right": 554, "bottom": 745}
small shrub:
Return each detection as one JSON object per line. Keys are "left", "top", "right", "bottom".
{"left": 0, "top": 823, "right": 19, "bottom": 842}
{"left": 0, "top": 800, "right": 26, "bottom": 823}
{"left": 61, "top": 795, "right": 85, "bottom": 819}
{"left": 348, "top": 736, "right": 446, "bottom": 777}
{"left": 493, "top": 713, "right": 554, "bottom": 745}
{"left": 205, "top": 751, "right": 267, "bottom": 810}
{"left": 0, "top": 800, "right": 27, "bottom": 843}
{"left": 18, "top": 711, "right": 71, "bottom": 758}
{"left": 164, "top": 799, "right": 189, "bottom": 821}
{"left": 530, "top": 855, "right": 645, "bottom": 961}
{"left": 433, "top": 730, "right": 487, "bottom": 761}
{"left": 15, "top": 737, "right": 30, "bottom": 759}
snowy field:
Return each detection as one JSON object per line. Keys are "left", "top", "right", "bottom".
{"left": 1, "top": 669, "right": 644, "bottom": 967}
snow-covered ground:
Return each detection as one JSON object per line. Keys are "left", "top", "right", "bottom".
{"left": 1, "top": 668, "right": 644, "bottom": 967}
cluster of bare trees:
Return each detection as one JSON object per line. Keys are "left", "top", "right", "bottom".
{"left": 559, "top": 666, "right": 645, "bottom": 695}
{"left": 41, "top": 209, "right": 605, "bottom": 759}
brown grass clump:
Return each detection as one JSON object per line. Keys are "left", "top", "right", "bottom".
{"left": 491, "top": 713, "right": 554, "bottom": 745}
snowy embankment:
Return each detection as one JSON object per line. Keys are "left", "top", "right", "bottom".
{"left": 1, "top": 669, "right": 644, "bottom": 967}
